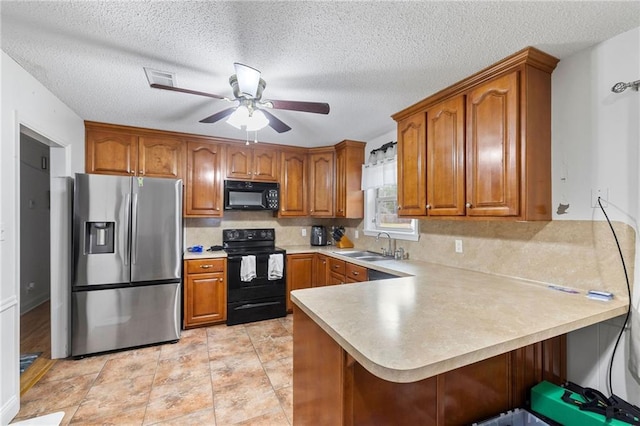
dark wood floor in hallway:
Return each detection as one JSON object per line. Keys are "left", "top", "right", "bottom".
{"left": 19, "top": 300, "right": 56, "bottom": 396}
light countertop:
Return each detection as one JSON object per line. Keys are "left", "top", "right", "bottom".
{"left": 184, "top": 244, "right": 629, "bottom": 383}
{"left": 290, "top": 261, "right": 629, "bottom": 384}
{"left": 183, "top": 250, "right": 227, "bottom": 260}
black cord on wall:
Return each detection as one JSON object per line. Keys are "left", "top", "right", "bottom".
{"left": 597, "top": 197, "right": 632, "bottom": 396}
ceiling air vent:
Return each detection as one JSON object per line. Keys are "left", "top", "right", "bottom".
{"left": 144, "top": 67, "right": 176, "bottom": 87}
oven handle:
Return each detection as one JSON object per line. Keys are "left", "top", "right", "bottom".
{"left": 234, "top": 301, "right": 282, "bottom": 310}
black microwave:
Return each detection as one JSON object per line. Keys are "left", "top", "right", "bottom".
{"left": 224, "top": 180, "right": 279, "bottom": 211}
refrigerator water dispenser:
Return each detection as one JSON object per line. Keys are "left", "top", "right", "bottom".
{"left": 85, "top": 222, "right": 114, "bottom": 254}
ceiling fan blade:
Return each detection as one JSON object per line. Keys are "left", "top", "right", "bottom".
{"left": 150, "top": 83, "right": 226, "bottom": 100}
{"left": 234, "top": 63, "right": 261, "bottom": 98}
{"left": 267, "top": 99, "right": 330, "bottom": 115}
{"left": 261, "top": 109, "right": 292, "bottom": 133}
{"left": 199, "top": 107, "right": 236, "bottom": 124}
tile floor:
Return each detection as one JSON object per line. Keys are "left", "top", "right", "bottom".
{"left": 13, "top": 315, "right": 294, "bottom": 425}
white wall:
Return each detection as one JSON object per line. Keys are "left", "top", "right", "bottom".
{"left": 552, "top": 26, "right": 640, "bottom": 403}
{"left": 1, "top": 51, "right": 84, "bottom": 424}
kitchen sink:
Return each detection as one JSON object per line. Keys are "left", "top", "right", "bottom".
{"left": 354, "top": 256, "right": 389, "bottom": 262}
{"left": 332, "top": 251, "right": 390, "bottom": 261}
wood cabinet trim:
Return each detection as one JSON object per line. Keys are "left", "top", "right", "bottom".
{"left": 392, "top": 46, "right": 559, "bottom": 122}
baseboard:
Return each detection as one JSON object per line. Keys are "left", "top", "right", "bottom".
{"left": 20, "top": 295, "right": 50, "bottom": 316}
{"left": 1, "top": 394, "right": 19, "bottom": 426}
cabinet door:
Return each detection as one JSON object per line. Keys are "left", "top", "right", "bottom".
{"left": 252, "top": 146, "right": 279, "bottom": 181}
{"left": 335, "top": 147, "right": 347, "bottom": 218}
{"left": 328, "top": 272, "right": 345, "bottom": 285}
{"left": 308, "top": 150, "right": 335, "bottom": 217}
{"left": 335, "top": 141, "right": 366, "bottom": 219}
{"left": 279, "top": 151, "right": 308, "bottom": 217}
{"left": 286, "top": 254, "right": 314, "bottom": 312}
{"left": 138, "top": 136, "right": 184, "bottom": 179}
{"left": 184, "top": 271, "right": 226, "bottom": 327}
{"left": 426, "top": 96, "right": 466, "bottom": 216}
{"left": 185, "top": 141, "right": 223, "bottom": 217}
{"left": 86, "top": 130, "right": 137, "bottom": 176}
{"left": 313, "top": 254, "right": 329, "bottom": 287}
{"left": 397, "top": 113, "right": 427, "bottom": 216}
{"left": 226, "top": 145, "right": 252, "bottom": 180}
{"left": 466, "top": 72, "right": 519, "bottom": 217}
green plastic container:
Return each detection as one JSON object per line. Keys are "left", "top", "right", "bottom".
{"left": 531, "top": 381, "right": 628, "bottom": 426}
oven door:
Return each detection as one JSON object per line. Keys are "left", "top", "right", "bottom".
{"left": 226, "top": 253, "right": 286, "bottom": 303}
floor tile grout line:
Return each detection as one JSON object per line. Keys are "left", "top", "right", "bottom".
{"left": 140, "top": 346, "right": 162, "bottom": 426}
{"left": 206, "top": 325, "right": 220, "bottom": 426}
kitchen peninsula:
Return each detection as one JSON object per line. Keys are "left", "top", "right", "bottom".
{"left": 291, "top": 262, "right": 628, "bottom": 425}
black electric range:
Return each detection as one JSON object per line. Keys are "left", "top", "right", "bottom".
{"left": 223, "top": 228, "right": 287, "bottom": 325}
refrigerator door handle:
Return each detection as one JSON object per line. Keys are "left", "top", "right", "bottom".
{"left": 132, "top": 193, "right": 139, "bottom": 265}
{"left": 124, "top": 193, "right": 131, "bottom": 266}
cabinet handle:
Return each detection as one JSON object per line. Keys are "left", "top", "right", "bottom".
{"left": 200, "top": 265, "right": 212, "bottom": 269}
{"left": 219, "top": 278, "right": 224, "bottom": 282}
{"left": 139, "top": 170, "right": 144, "bottom": 175}
{"left": 426, "top": 204, "right": 431, "bottom": 209}
{"left": 352, "top": 271, "right": 359, "bottom": 276}
{"left": 466, "top": 202, "right": 472, "bottom": 208}
{"left": 334, "top": 265, "right": 340, "bottom": 269}
{"left": 130, "top": 171, "right": 135, "bottom": 175}
{"left": 398, "top": 205, "right": 402, "bottom": 210}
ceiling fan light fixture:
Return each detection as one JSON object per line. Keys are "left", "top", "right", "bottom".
{"left": 234, "top": 63, "right": 262, "bottom": 97}
{"left": 226, "top": 106, "right": 269, "bottom": 132}
{"left": 245, "top": 109, "right": 269, "bottom": 132}
{"left": 226, "top": 105, "right": 249, "bottom": 129}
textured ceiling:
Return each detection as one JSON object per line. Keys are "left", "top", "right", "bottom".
{"left": 2, "top": 1, "right": 639, "bottom": 148}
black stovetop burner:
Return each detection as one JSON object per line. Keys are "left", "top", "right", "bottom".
{"left": 222, "top": 228, "right": 285, "bottom": 256}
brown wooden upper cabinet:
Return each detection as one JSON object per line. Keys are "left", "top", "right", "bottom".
{"left": 185, "top": 141, "right": 224, "bottom": 217}
{"left": 308, "top": 148, "right": 335, "bottom": 217}
{"left": 397, "top": 113, "right": 427, "bottom": 216}
{"left": 426, "top": 95, "right": 466, "bottom": 216}
{"left": 393, "top": 47, "right": 559, "bottom": 221}
{"left": 85, "top": 122, "right": 184, "bottom": 179}
{"left": 278, "top": 149, "right": 309, "bottom": 217}
{"left": 226, "top": 145, "right": 278, "bottom": 182}
{"left": 335, "top": 140, "right": 366, "bottom": 218}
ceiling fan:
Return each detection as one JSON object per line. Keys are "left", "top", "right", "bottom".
{"left": 149, "top": 63, "right": 330, "bottom": 133}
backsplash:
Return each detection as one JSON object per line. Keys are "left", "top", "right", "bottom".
{"left": 185, "top": 215, "right": 635, "bottom": 299}
{"left": 184, "top": 212, "right": 337, "bottom": 247}
{"left": 350, "top": 220, "right": 635, "bottom": 298}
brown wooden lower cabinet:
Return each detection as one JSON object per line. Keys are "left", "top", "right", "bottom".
{"left": 293, "top": 307, "right": 566, "bottom": 426}
{"left": 183, "top": 258, "right": 227, "bottom": 328}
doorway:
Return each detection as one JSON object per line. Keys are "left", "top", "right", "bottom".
{"left": 19, "top": 132, "right": 55, "bottom": 394}
{"left": 16, "top": 123, "right": 72, "bottom": 388}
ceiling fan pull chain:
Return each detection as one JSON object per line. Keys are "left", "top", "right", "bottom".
{"left": 254, "top": 131, "right": 258, "bottom": 144}
{"left": 245, "top": 130, "right": 250, "bottom": 145}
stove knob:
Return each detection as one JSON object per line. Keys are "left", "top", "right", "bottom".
{"left": 260, "top": 231, "right": 266, "bottom": 238}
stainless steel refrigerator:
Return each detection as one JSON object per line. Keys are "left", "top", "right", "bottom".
{"left": 71, "top": 173, "right": 182, "bottom": 357}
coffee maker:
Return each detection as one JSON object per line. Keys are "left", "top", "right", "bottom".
{"left": 310, "top": 225, "right": 327, "bottom": 246}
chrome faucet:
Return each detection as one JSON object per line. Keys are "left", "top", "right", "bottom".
{"left": 376, "top": 232, "right": 395, "bottom": 257}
